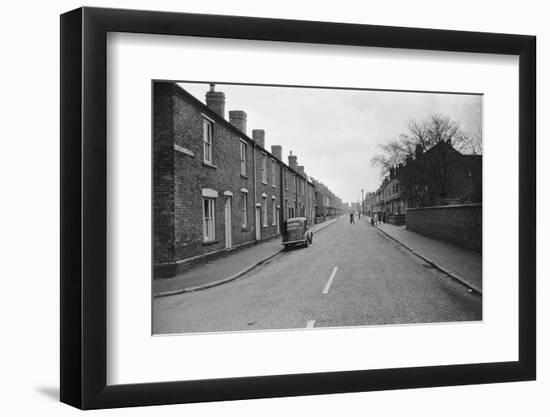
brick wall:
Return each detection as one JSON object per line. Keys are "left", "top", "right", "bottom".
{"left": 153, "top": 82, "right": 339, "bottom": 278}
{"left": 154, "top": 82, "right": 288, "bottom": 277}
{"left": 406, "top": 203, "right": 482, "bottom": 252}
{"left": 255, "top": 149, "right": 281, "bottom": 238}
{"left": 153, "top": 84, "right": 175, "bottom": 267}
{"left": 171, "top": 85, "right": 257, "bottom": 265}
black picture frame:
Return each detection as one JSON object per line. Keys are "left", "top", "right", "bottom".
{"left": 60, "top": 6, "right": 536, "bottom": 410}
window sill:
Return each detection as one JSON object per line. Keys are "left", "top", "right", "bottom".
{"left": 202, "top": 240, "right": 219, "bottom": 246}
{"left": 241, "top": 226, "right": 248, "bottom": 232}
{"left": 272, "top": 185, "right": 276, "bottom": 188}
{"left": 262, "top": 181, "right": 268, "bottom": 185}
{"left": 262, "top": 225, "right": 268, "bottom": 228}
{"left": 241, "top": 174, "right": 248, "bottom": 179}
{"left": 203, "top": 161, "right": 218, "bottom": 169}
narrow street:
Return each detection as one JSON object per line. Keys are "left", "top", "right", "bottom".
{"left": 153, "top": 217, "right": 481, "bottom": 334}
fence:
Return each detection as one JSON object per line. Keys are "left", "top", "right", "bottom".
{"left": 388, "top": 214, "right": 406, "bottom": 226}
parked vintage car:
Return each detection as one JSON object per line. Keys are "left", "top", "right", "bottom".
{"left": 282, "top": 217, "right": 313, "bottom": 250}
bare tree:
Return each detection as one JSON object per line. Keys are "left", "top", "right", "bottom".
{"left": 371, "top": 113, "right": 481, "bottom": 175}
{"left": 457, "top": 120, "right": 482, "bottom": 155}
{"left": 370, "top": 139, "right": 408, "bottom": 176}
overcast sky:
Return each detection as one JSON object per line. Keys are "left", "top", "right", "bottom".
{"left": 178, "top": 82, "right": 482, "bottom": 204}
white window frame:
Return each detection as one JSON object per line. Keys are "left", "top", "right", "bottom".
{"left": 262, "top": 196, "right": 268, "bottom": 227}
{"left": 240, "top": 141, "right": 247, "bottom": 176}
{"left": 272, "top": 197, "right": 277, "bottom": 226}
{"left": 202, "top": 118, "right": 214, "bottom": 164}
{"left": 203, "top": 197, "right": 216, "bottom": 242}
{"left": 241, "top": 191, "right": 248, "bottom": 228}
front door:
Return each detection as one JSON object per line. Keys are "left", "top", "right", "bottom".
{"left": 255, "top": 206, "right": 261, "bottom": 241}
{"left": 224, "top": 196, "right": 232, "bottom": 249}
{"left": 276, "top": 207, "right": 280, "bottom": 234}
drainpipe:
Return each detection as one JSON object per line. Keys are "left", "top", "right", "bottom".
{"left": 279, "top": 164, "right": 284, "bottom": 234}
{"left": 306, "top": 186, "right": 309, "bottom": 222}
{"left": 253, "top": 143, "right": 257, "bottom": 240}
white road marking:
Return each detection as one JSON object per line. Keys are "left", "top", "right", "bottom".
{"left": 322, "top": 266, "right": 338, "bottom": 294}
{"left": 306, "top": 320, "right": 316, "bottom": 328}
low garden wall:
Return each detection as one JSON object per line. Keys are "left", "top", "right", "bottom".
{"left": 406, "top": 203, "right": 482, "bottom": 252}
{"left": 388, "top": 214, "right": 406, "bottom": 226}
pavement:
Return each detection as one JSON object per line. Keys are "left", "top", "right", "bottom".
{"left": 153, "top": 216, "right": 481, "bottom": 334}
{"left": 153, "top": 216, "right": 342, "bottom": 297}
{"left": 372, "top": 220, "right": 482, "bottom": 293}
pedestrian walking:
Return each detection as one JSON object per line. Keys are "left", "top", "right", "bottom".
{"left": 374, "top": 213, "right": 378, "bottom": 225}
{"left": 370, "top": 216, "right": 375, "bottom": 226}
{"left": 350, "top": 213, "right": 355, "bottom": 224}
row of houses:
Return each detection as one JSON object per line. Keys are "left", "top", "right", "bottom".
{"left": 154, "top": 82, "right": 341, "bottom": 278}
{"left": 364, "top": 140, "right": 482, "bottom": 224}
{"left": 310, "top": 178, "right": 343, "bottom": 222}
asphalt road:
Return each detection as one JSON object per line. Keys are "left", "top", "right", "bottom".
{"left": 153, "top": 217, "right": 481, "bottom": 334}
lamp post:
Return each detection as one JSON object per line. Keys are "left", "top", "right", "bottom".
{"left": 361, "top": 189, "right": 364, "bottom": 220}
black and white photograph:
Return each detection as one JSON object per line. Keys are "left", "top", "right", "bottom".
{"left": 152, "top": 81, "right": 483, "bottom": 335}
{"left": 1, "top": 0, "right": 544, "bottom": 413}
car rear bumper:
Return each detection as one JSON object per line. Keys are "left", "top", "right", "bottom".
{"left": 283, "top": 239, "right": 306, "bottom": 245}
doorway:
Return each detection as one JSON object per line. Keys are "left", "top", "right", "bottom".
{"left": 224, "top": 196, "right": 232, "bottom": 249}
{"left": 255, "top": 205, "right": 261, "bottom": 241}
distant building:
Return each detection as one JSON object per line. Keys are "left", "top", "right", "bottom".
{"left": 310, "top": 177, "right": 343, "bottom": 222}
{"left": 365, "top": 140, "right": 482, "bottom": 223}
{"left": 401, "top": 141, "right": 482, "bottom": 208}
{"left": 363, "top": 192, "right": 376, "bottom": 216}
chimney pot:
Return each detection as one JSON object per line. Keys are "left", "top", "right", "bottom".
{"left": 288, "top": 152, "right": 298, "bottom": 171}
{"left": 271, "top": 145, "right": 282, "bottom": 161}
{"left": 229, "top": 110, "right": 247, "bottom": 134}
{"left": 205, "top": 84, "right": 225, "bottom": 118}
{"left": 252, "top": 129, "right": 265, "bottom": 148}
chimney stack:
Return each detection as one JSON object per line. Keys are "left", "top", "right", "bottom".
{"left": 252, "top": 129, "right": 265, "bottom": 148}
{"left": 288, "top": 151, "right": 298, "bottom": 171}
{"left": 297, "top": 165, "right": 306, "bottom": 177}
{"left": 205, "top": 84, "right": 225, "bottom": 118}
{"left": 271, "top": 145, "right": 282, "bottom": 161}
{"left": 229, "top": 110, "right": 247, "bottom": 134}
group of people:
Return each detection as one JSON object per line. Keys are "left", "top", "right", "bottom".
{"left": 349, "top": 212, "right": 386, "bottom": 226}
{"left": 371, "top": 213, "right": 385, "bottom": 226}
